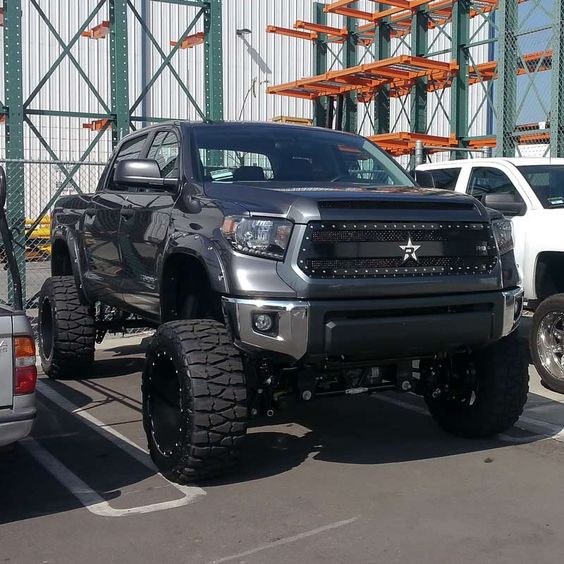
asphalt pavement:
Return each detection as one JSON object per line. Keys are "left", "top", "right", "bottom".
{"left": 2, "top": 320, "right": 564, "bottom": 564}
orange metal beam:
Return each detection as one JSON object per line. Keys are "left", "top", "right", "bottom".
{"left": 170, "top": 31, "right": 205, "bottom": 49}
{"left": 83, "top": 118, "right": 111, "bottom": 131}
{"left": 294, "top": 21, "right": 349, "bottom": 38}
{"left": 81, "top": 20, "right": 110, "bottom": 40}
{"left": 266, "top": 25, "right": 318, "bottom": 41}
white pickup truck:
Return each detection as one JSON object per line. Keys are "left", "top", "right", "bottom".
{"left": 416, "top": 158, "right": 564, "bottom": 392}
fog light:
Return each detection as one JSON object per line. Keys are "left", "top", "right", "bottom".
{"left": 253, "top": 312, "right": 275, "bottom": 333}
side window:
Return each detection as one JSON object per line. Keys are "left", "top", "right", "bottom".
{"left": 429, "top": 167, "right": 461, "bottom": 190}
{"left": 468, "top": 167, "right": 518, "bottom": 199}
{"left": 147, "top": 131, "right": 180, "bottom": 179}
{"left": 106, "top": 134, "right": 148, "bottom": 191}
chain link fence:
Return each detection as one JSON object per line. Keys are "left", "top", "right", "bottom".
{"left": 0, "top": 159, "right": 106, "bottom": 321}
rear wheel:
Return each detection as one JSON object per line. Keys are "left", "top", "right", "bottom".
{"left": 38, "top": 276, "right": 95, "bottom": 379}
{"left": 425, "top": 334, "right": 529, "bottom": 437}
{"left": 142, "top": 319, "right": 247, "bottom": 482}
{"left": 531, "top": 294, "right": 564, "bottom": 393}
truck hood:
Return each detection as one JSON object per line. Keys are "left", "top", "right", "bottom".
{"left": 204, "top": 182, "right": 486, "bottom": 223}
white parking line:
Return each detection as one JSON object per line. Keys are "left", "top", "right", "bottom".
{"left": 22, "top": 438, "right": 202, "bottom": 517}
{"left": 208, "top": 516, "right": 360, "bottom": 564}
{"left": 34, "top": 380, "right": 205, "bottom": 517}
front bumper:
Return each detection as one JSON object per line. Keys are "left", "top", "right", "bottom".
{"left": 0, "top": 405, "right": 36, "bottom": 447}
{"left": 223, "top": 287, "right": 523, "bottom": 363}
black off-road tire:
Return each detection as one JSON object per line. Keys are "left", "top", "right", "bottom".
{"left": 142, "top": 320, "right": 247, "bottom": 482}
{"left": 531, "top": 294, "right": 564, "bottom": 394}
{"left": 425, "top": 334, "right": 529, "bottom": 437}
{"left": 38, "top": 276, "right": 95, "bottom": 379}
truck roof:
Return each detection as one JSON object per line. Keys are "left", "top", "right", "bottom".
{"left": 418, "top": 157, "right": 564, "bottom": 169}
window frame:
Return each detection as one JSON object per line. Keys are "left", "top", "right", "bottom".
{"left": 101, "top": 131, "right": 151, "bottom": 193}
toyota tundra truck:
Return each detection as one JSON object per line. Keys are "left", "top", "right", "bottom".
{"left": 39, "top": 122, "right": 527, "bottom": 481}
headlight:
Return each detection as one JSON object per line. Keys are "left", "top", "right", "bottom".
{"left": 492, "top": 218, "right": 514, "bottom": 255}
{"left": 221, "top": 216, "right": 293, "bottom": 260}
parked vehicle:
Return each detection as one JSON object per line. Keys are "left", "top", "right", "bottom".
{"left": 39, "top": 122, "right": 526, "bottom": 481}
{"left": 416, "top": 158, "right": 564, "bottom": 392}
{"left": 0, "top": 166, "right": 37, "bottom": 448}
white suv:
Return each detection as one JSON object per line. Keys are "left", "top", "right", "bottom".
{"left": 416, "top": 158, "right": 564, "bottom": 392}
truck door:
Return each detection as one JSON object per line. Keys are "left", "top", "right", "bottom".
{"left": 119, "top": 129, "right": 179, "bottom": 319}
{"left": 82, "top": 133, "right": 149, "bottom": 307}
{"left": 464, "top": 166, "right": 528, "bottom": 277}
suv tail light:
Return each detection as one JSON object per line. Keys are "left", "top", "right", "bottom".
{"left": 15, "top": 337, "right": 37, "bottom": 395}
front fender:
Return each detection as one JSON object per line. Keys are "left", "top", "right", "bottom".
{"left": 160, "top": 232, "right": 230, "bottom": 294}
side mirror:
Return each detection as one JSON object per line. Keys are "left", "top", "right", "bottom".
{"left": 114, "top": 159, "right": 177, "bottom": 190}
{"left": 0, "top": 166, "right": 6, "bottom": 209}
{"left": 414, "top": 170, "right": 436, "bottom": 189}
{"left": 482, "top": 193, "right": 526, "bottom": 216}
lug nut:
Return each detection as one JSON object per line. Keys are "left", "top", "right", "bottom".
{"left": 302, "top": 390, "right": 313, "bottom": 401}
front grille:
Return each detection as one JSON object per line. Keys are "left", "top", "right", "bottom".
{"left": 298, "top": 221, "right": 498, "bottom": 279}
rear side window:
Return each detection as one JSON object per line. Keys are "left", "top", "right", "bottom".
{"left": 105, "top": 134, "right": 149, "bottom": 191}
{"left": 428, "top": 167, "right": 461, "bottom": 190}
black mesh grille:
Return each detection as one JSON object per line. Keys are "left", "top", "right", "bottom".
{"left": 298, "top": 220, "right": 498, "bottom": 279}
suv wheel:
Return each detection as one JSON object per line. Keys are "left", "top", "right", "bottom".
{"left": 531, "top": 294, "right": 564, "bottom": 393}
{"left": 425, "top": 334, "right": 529, "bottom": 437}
{"left": 38, "top": 276, "right": 95, "bottom": 379}
{"left": 142, "top": 320, "right": 247, "bottom": 482}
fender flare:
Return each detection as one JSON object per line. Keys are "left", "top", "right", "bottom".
{"left": 158, "top": 233, "right": 230, "bottom": 296}
{"left": 51, "top": 227, "right": 91, "bottom": 303}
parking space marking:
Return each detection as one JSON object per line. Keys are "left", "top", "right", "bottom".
{"left": 208, "top": 516, "right": 360, "bottom": 564}
{"left": 373, "top": 393, "right": 563, "bottom": 444}
{"left": 22, "top": 438, "right": 200, "bottom": 517}
{"left": 35, "top": 380, "right": 206, "bottom": 515}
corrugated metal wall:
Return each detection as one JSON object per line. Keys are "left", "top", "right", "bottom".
{"left": 0, "top": 0, "right": 491, "bottom": 164}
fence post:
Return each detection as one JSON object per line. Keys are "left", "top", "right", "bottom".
{"left": 3, "top": 0, "right": 26, "bottom": 304}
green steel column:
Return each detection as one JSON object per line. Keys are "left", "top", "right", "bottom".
{"left": 496, "top": 0, "right": 518, "bottom": 156}
{"left": 110, "top": 0, "right": 130, "bottom": 145}
{"left": 313, "top": 2, "right": 328, "bottom": 127}
{"left": 204, "top": 0, "right": 224, "bottom": 122}
{"left": 374, "top": 21, "right": 391, "bottom": 134}
{"left": 3, "top": 0, "right": 26, "bottom": 302}
{"left": 410, "top": 6, "right": 428, "bottom": 134}
{"left": 343, "top": 15, "right": 358, "bottom": 133}
{"left": 450, "top": 0, "right": 470, "bottom": 159}
{"left": 550, "top": 0, "right": 564, "bottom": 157}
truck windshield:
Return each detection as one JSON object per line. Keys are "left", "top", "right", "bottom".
{"left": 518, "top": 165, "right": 564, "bottom": 208}
{"left": 193, "top": 125, "right": 414, "bottom": 187}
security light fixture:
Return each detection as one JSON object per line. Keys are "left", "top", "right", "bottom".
{"left": 236, "top": 28, "right": 252, "bottom": 37}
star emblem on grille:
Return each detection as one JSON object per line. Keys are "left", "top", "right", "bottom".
{"left": 399, "top": 236, "right": 421, "bottom": 264}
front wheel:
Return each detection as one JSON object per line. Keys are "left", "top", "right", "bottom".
{"left": 142, "top": 320, "right": 248, "bottom": 482}
{"left": 531, "top": 295, "right": 564, "bottom": 393}
{"left": 425, "top": 334, "right": 529, "bottom": 437}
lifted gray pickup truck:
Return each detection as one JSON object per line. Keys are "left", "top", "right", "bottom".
{"left": 39, "top": 122, "right": 527, "bottom": 481}
{"left": 0, "top": 167, "right": 37, "bottom": 447}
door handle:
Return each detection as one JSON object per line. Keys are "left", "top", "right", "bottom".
{"left": 120, "top": 208, "right": 135, "bottom": 220}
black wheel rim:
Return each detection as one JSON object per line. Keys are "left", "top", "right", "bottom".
{"left": 147, "top": 350, "right": 184, "bottom": 457}
{"left": 40, "top": 297, "right": 54, "bottom": 361}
